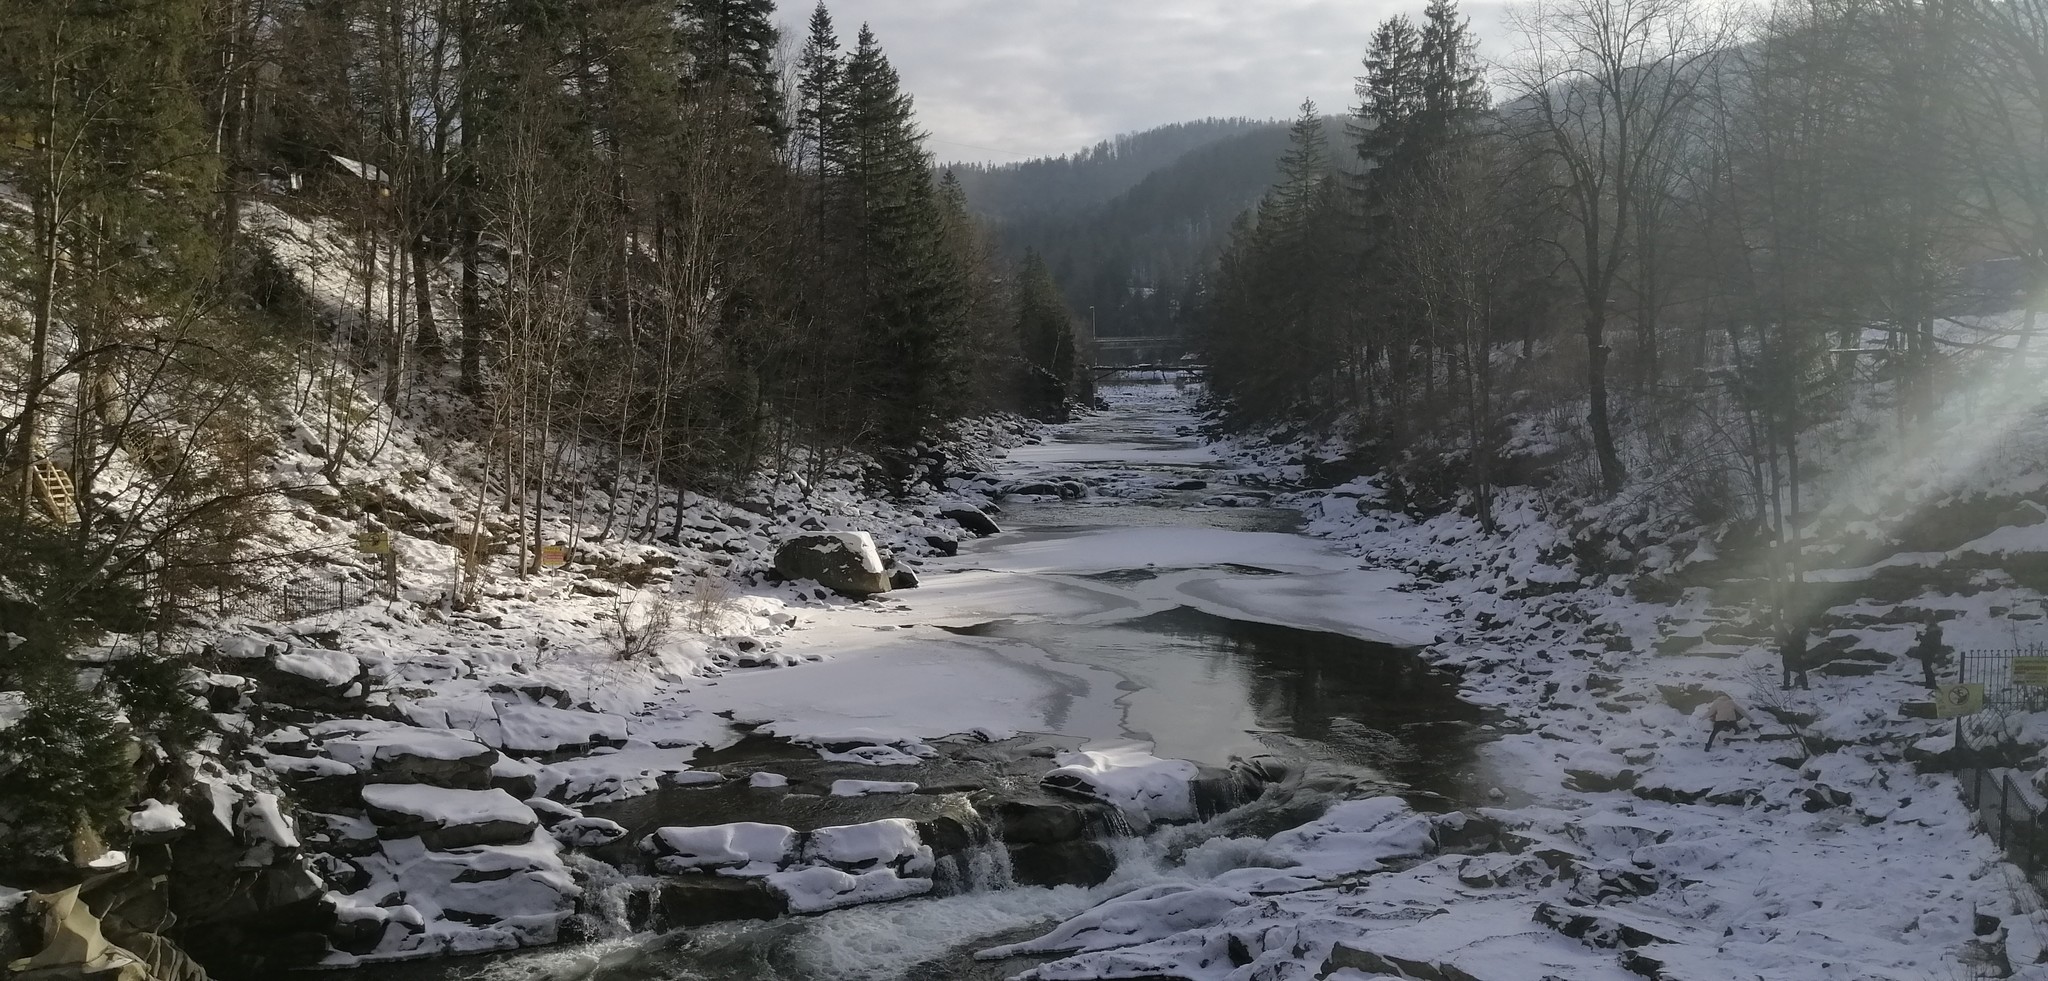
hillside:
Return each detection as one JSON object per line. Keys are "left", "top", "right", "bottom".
{"left": 0, "top": 190, "right": 1042, "bottom": 971}
{"left": 946, "top": 117, "right": 1272, "bottom": 225}
{"left": 958, "top": 119, "right": 1345, "bottom": 342}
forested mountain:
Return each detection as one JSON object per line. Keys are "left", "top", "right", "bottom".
{"left": 959, "top": 120, "right": 1334, "bottom": 341}
{"left": 947, "top": 118, "right": 1271, "bottom": 224}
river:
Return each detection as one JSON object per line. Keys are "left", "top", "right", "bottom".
{"left": 382, "top": 382, "right": 1494, "bottom": 981}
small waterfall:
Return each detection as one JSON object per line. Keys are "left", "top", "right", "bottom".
{"left": 1088, "top": 806, "right": 1139, "bottom": 838}
{"left": 930, "top": 803, "right": 1015, "bottom": 895}
{"left": 563, "top": 852, "right": 652, "bottom": 941}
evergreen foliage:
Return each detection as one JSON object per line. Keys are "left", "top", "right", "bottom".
{"left": 0, "top": 0, "right": 1013, "bottom": 863}
{"left": 1013, "top": 250, "right": 1079, "bottom": 419}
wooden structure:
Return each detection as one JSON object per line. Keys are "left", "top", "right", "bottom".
{"left": 30, "top": 456, "right": 79, "bottom": 525}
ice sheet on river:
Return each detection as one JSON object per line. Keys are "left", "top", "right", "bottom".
{"left": 677, "top": 524, "right": 1444, "bottom": 751}
{"left": 934, "top": 526, "right": 1443, "bottom": 648}
{"left": 675, "top": 630, "right": 1127, "bottom": 747}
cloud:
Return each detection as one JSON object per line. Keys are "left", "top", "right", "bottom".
{"left": 784, "top": 0, "right": 1521, "bottom": 162}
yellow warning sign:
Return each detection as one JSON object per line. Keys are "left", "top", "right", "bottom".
{"left": 1935, "top": 683, "right": 1985, "bottom": 719}
{"left": 354, "top": 531, "right": 391, "bottom": 555}
{"left": 2012, "top": 657, "right": 2048, "bottom": 687}
{"left": 539, "top": 545, "right": 567, "bottom": 569}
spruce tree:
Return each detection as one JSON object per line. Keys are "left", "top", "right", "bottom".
{"left": 1416, "top": 0, "right": 1490, "bottom": 155}
{"left": 1014, "top": 249, "right": 1077, "bottom": 419}
{"left": 680, "top": 0, "right": 784, "bottom": 135}
{"left": 1355, "top": 16, "right": 1426, "bottom": 188}
{"left": 795, "top": 3, "right": 843, "bottom": 180}
{"left": 829, "top": 24, "right": 966, "bottom": 452}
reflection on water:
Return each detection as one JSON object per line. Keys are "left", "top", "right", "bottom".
{"left": 951, "top": 607, "right": 1487, "bottom": 802}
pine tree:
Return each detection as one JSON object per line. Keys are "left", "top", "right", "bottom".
{"left": 1354, "top": 16, "right": 1426, "bottom": 189}
{"left": 680, "top": 0, "right": 784, "bottom": 135}
{"left": 1014, "top": 249, "right": 1077, "bottom": 418}
{"left": 1271, "top": 99, "right": 1334, "bottom": 230}
{"left": 1416, "top": 0, "right": 1489, "bottom": 154}
{"left": 795, "top": 3, "right": 843, "bottom": 180}
{"left": 829, "top": 24, "right": 967, "bottom": 453}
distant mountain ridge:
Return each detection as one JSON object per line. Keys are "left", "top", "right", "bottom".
{"left": 951, "top": 118, "right": 1314, "bottom": 341}
{"left": 946, "top": 118, "right": 1273, "bottom": 225}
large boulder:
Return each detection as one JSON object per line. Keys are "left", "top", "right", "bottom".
{"left": 360, "top": 786, "right": 538, "bottom": 850}
{"left": 941, "top": 508, "right": 1002, "bottom": 538}
{"left": 1007, "top": 840, "right": 1115, "bottom": 888}
{"left": 321, "top": 727, "right": 500, "bottom": 791}
{"left": 628, "top": 877, "right": 785, "bottom": 931}
{"left": 774, "top": 533, "right": 892, "bottom": 597}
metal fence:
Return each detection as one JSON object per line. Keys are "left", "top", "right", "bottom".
{"left": 1959, "top": 766, "right": 2046, "bottom": 883}
{"left": 1950, "top": 650, "right": 2048, "bottom": 889}
{"left": 1958, "top": 649, "right": 2048, "bottom": 713}
{"left": 200, "top": 576, "right": 364, "bottom": 621}
{"left": 274, "top": 578, "right": 361, "bottom": 620}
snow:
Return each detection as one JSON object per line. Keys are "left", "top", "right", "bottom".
{"left": 121, "top": 341, "right": 2048, "bottom": 980}
{"left": 237, "top": 792, "right": 300, "bottom": 860}
{"left": 638, "top": 817, "right": 937, "bottom": 918}
{"left": 806, "top": 819, "right": 932, "bottom": 874}
{"left": 977, "top": 885, "right": 1252, "bottom": 960}
{"left": 1264, "top": 796, "right": 1436, "bottom": 874}
{"left": 642, "top": 822, "right": 795, "bottom": 875}
{"left": 534, "top": 747, "right": 696, "bottom": 804}
{"left": 0, "top": 690, "right": 25, "bottom": 732}
{"left": 1043, "top": 746, "right": 1199, "bottom": 827}
{"left": 749, "top": 771, "right": 790, "bottom": 788}
{"left": 812, "top": 531, "right": 887, "bottom": 575}
{"left": 818, "top": 742, "right": 936, "bottom": 766}
{"left": 272, "top": 648, "right": 360, "bottom": 687}
{"left": 406, "top": 700, "right": 633, "bottom": 756}
{"left": 321, "top": 727, "right": 489, "bottom": 770}
{"left": 128, "top": 799, "right": 186, "bottom": 834}
{"left": 85, "top": 849, "right": 129, "bottom": 870}
{"left": 765, "top": 865, "right": 934, "bottom": 914}
{"left": 669, "top": 630, "right": 1122, "bottom": 747}
{"left": 361, "top": 785, "right": 536, "bottom": 828}
{"left": 325, "top": 831, "right": 578, "bottom": 963}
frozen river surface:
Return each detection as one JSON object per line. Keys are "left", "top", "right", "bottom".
{"left": 424, "top": 385, "right": 1492, "bottom": 981}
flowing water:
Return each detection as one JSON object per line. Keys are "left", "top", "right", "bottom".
{"left": 360, "top": 384, "right": 1491, "bottom": 981}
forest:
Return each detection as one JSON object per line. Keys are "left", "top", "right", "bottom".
{"left": 1203, "top": 0, "right": 2047, "bottom": 557}
{"left": 0, "top": 0, "right": 1083, "bottom": 867}
{"left": 954, "top": 119, "right": 1301, "bottom": 342}
{"left": 4, "top": 0, "right": 2048, "bottom": 976}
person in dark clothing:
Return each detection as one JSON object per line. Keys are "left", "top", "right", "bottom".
{"left": 1911, "top": 614, "right": 1947, "bottom": 689}
{"left": 1778, "top": 617, "right": 1811, "bottom": 690}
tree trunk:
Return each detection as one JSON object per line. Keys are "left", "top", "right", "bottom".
{"left": 1585, "top": 312, "right": 1624, "bottom": 492}
{"left": 18, "top": 193, "right": 60, "bottom": 522}
{"left": 412, "top": 235, "right": 441, "bottom": 357}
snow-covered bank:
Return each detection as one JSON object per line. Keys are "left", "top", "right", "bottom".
{"left": 986, "top": 385, "right": 2042, "bottom": 981}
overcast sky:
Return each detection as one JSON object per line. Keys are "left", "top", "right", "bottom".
{"left": 785, "top": 1, "right": 1518, "bottom": 164}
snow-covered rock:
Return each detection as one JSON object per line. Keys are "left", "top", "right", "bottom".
{"left": 360, "top": 786, "right": 539, "bottom": 850}
{"left": 1041, "top": 746, "right": 1199, "bottom": 828}
{"left": 642, "top": 822, "right": 795, "bottom": 875}
{"left": 773, "top": 532, "right": 893, "bottom": 596}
